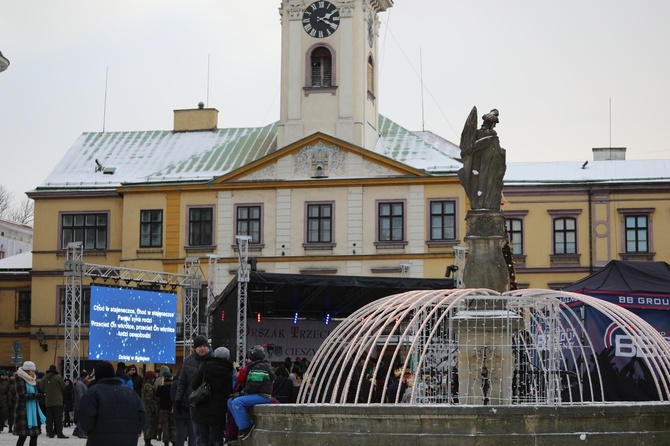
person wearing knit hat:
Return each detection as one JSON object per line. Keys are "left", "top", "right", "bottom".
{"left": 193, "top": 335, "right": 209, "bottom": 349}
{"left": 43, "top": 362, "right": 68, "bottom": 438}
{"left": 114, "top": 362, "right": 135, "bottom": 391}
{"left": 227, "top": 345, "right": 273, "bottom": 441}
{"left": 94, "top": 361, "right": 115, "bottom": 380}
{"left": 21, "top": 361, "right": 36, "bottom": 371}
{"left": 190, "top": 345, "right": 235, "bottom": 445}
{"left": 141, "top": 371, "right": 158, "bottom": 446}
{"left": 213, "top": 346, "right": 230, "bottom": 361}
{"left": 126, "top": 364, "right": 142, "bottom": 396}
{"left": 72, "top": 371, "right": 92, "bottom": 438}
{"left": 79, "top": 361, "right": 147, "bottom": 445}
{"left": 14, "top": 360, "right": 46, "bottom": 444}
{"left": 153, "top": 365, "right": 172, "bottom": 390}
{"left": 155, "top": 370, "right": 176, "bottom": 445}
{"left": 173, "top": 335, "right": 212, "bottom": 445}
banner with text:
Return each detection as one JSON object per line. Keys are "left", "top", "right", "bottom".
{"left": 246, "top": 319, "right": 340, "bottom": 362}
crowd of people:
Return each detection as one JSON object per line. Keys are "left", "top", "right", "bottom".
{"left": 2, "top": 338, "right": 312, "bottom": 446}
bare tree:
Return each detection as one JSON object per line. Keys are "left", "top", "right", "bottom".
{"left": 0, "top": 185, "right": 14, "bottom": 219}
{"left": 9, "top": 197, "right": 34, "bottom": 225}
{"left": 0, "top": 185, "right": 34, "bottom": 225}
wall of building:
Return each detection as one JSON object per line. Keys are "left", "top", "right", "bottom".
{"left": 0, "top": 274, "right": 31, "bottom": 370}
{"left": 0, "top": 219, "right": 32, "bottom": 259}
{"left": 25, "top": 171, "right": 670, "bottom": 373}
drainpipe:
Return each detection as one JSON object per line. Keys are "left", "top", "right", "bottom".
{"left": 588, "top": 188, "right": 593, "bottom": 274}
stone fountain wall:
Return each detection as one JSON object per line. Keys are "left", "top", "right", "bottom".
{"left": 248, "top": 403, "right": 670, "bottom": 446}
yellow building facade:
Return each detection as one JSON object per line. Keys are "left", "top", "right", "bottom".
{"left": 6, "top": 0, "right": 670, "bottom": 374}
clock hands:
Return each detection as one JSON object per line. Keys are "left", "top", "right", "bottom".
{"left": 317, "top": 15, "right": 337, "bottom": 29}
{"left": 321, "top": 9, "right": 337, "bottom": 21}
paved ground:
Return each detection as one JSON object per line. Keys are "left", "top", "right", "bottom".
{"left": 0, "top": 429, "right": 85, "bottom": 445}
{"left": 0, "top": 428, "right": 142, "bottom": 445}
{"left": 0, "top": 430, "right": 226, "bottom": 446}
{"left": 0, "top": 431, "right": 233, "bottom": 446}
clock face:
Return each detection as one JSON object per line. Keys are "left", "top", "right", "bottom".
{"left": 303, "top": 1, "right": 340, "bottom": 38}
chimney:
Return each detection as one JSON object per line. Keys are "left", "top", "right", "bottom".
{"left": 592, "top": 147, "right": 626, "bottom": 161}
{"left": 173, "top": 102, "right": 218, "bottom": 132}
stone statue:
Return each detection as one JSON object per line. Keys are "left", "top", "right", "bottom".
{"left": 458, "top": 107, "right": 506, "bottom": 210}
{"left": 458, "top": 106, "right": 509, "bottom": 293}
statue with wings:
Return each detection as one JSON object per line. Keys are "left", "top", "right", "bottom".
{"left": 457, "top": 107, "right": 507, "bottom": 210}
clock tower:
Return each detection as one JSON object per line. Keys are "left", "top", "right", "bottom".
{"left": 278, "top": 0, "right": 394, "bottom": 150}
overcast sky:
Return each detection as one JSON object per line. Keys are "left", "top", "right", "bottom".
{"left": 2, "top": 0, "right": 669, "bottom": 201}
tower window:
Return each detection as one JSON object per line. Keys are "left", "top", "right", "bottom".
{"left": 311, "top": 47, "right": 332, "bottom": 87}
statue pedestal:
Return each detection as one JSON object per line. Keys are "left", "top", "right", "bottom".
{"left": 455, "top": 307, "right": 523, "bottom": 405}
{"left": 463, "top": 210, "right": 509, "bottom": 294}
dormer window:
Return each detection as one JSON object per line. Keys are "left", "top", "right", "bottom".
{"left": 311, "top": 46, "right": 332, "bottom": 87}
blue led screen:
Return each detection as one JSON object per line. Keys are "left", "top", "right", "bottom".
{"left": 89, "top": 285, "right": 177, "bottom": 364}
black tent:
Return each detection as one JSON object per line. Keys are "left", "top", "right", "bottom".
{"left": 562, "top": 260, "right": 670, "bottom": 401}
{"left": 563, "top": 260, "right": 670, "bottom": 303}
{"left": 209, "top": 272, "right": 454, "bottom": 355}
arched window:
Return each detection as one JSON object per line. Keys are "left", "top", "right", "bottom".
{"left": 311, "top": 47, "right": 332, "bottom": 87}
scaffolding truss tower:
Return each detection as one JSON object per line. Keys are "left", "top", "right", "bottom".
{"left": 62, "top": 250, "right": 202, "bottom": 380}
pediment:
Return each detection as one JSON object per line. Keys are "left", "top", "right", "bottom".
{"left": 212, "top": 133, "right": 428, "bottom": 184}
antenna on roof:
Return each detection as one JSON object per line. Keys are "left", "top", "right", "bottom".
{"left": 206, "top": 54, "right": 210, "bottom": 108}
{"left": 420, "top": 48, "right": 425, "bottom": 132}
{"left": 102, "top": 66, "right": 109, "bottom": 133}
{"left": 609, "top": 96, "right": 612, "bottom": 148}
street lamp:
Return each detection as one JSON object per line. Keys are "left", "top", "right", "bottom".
{"left": 36, "top": 327, "right": 48, "bottom": 352}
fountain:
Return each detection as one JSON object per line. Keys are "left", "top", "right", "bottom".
{"left": 250, "top": 109, "right": 670, "bottom": 445}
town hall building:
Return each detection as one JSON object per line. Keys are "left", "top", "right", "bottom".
{"left": 7, "top": 0, "right": 670, "bottom": 371}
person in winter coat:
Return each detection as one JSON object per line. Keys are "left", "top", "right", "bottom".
{"left": 190, "top": 346, "right": 234, "bottom": 445}
{"left": 225, "top": 357, "right": 251, "bottom": 442}
{"left": 0, "top": 371, "right": 12, "bottom": 433}
{"left": 173, "top": 335, "right": 211, "bottom": 444}
{"left": 141, "top": 371, "right": 158, "bottom": 446}
{"left": 13, "top": 361, "right": 46, "bottom": 446}
{"left": 272, "top": 365, "right": 296, "bottom": 403}
{"left": 42, "top": 364, "right": 67, "bottom": 438}
{"left": 127, "top": 364, "right": 143, "bottom": 396}
{"left": 154, "top": 365, "right": 172, "bottom": 390}
{"left": 170, "top": 369, "right": 195, "bottom": 446}
{"left": 72, "top": 371, "right": 92, "bottom": 438}
{"left": 227, "top": 345, "right": 275, "bottom": 441}
{"left": 156, "top": 372, "right": 176, "bottom": 446}
{"left": 7, "top": 372, "right": 17, "bottom": 433}
{"left": 79, "top": 361, "right": 147, "bottom": 446}
{"left": 115, "top": 362, "right": 135, "bottom": 390}
{"left": 63, "top": 378, "right": 74, "bottom": 427}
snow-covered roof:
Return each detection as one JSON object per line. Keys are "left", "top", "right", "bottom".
{"left": 504, "top": 159, "right": 670, "bottom": 185}
{"left": 38, "top": 122, "right": 279, "bottom": 191}
{"left": 0, "top": 218, "right": 32, "bottom": 231}
{"left": 33, "top": 113, "right": 670, "bottom": 193}
{"left": 376, "top": 117, "right": 461, "bottom": 171}
{"left": 34, "top": 116, "right": 461, "bottom": 192}
{"left": 0, "top": 251, "right": 32, "bottom": 271}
